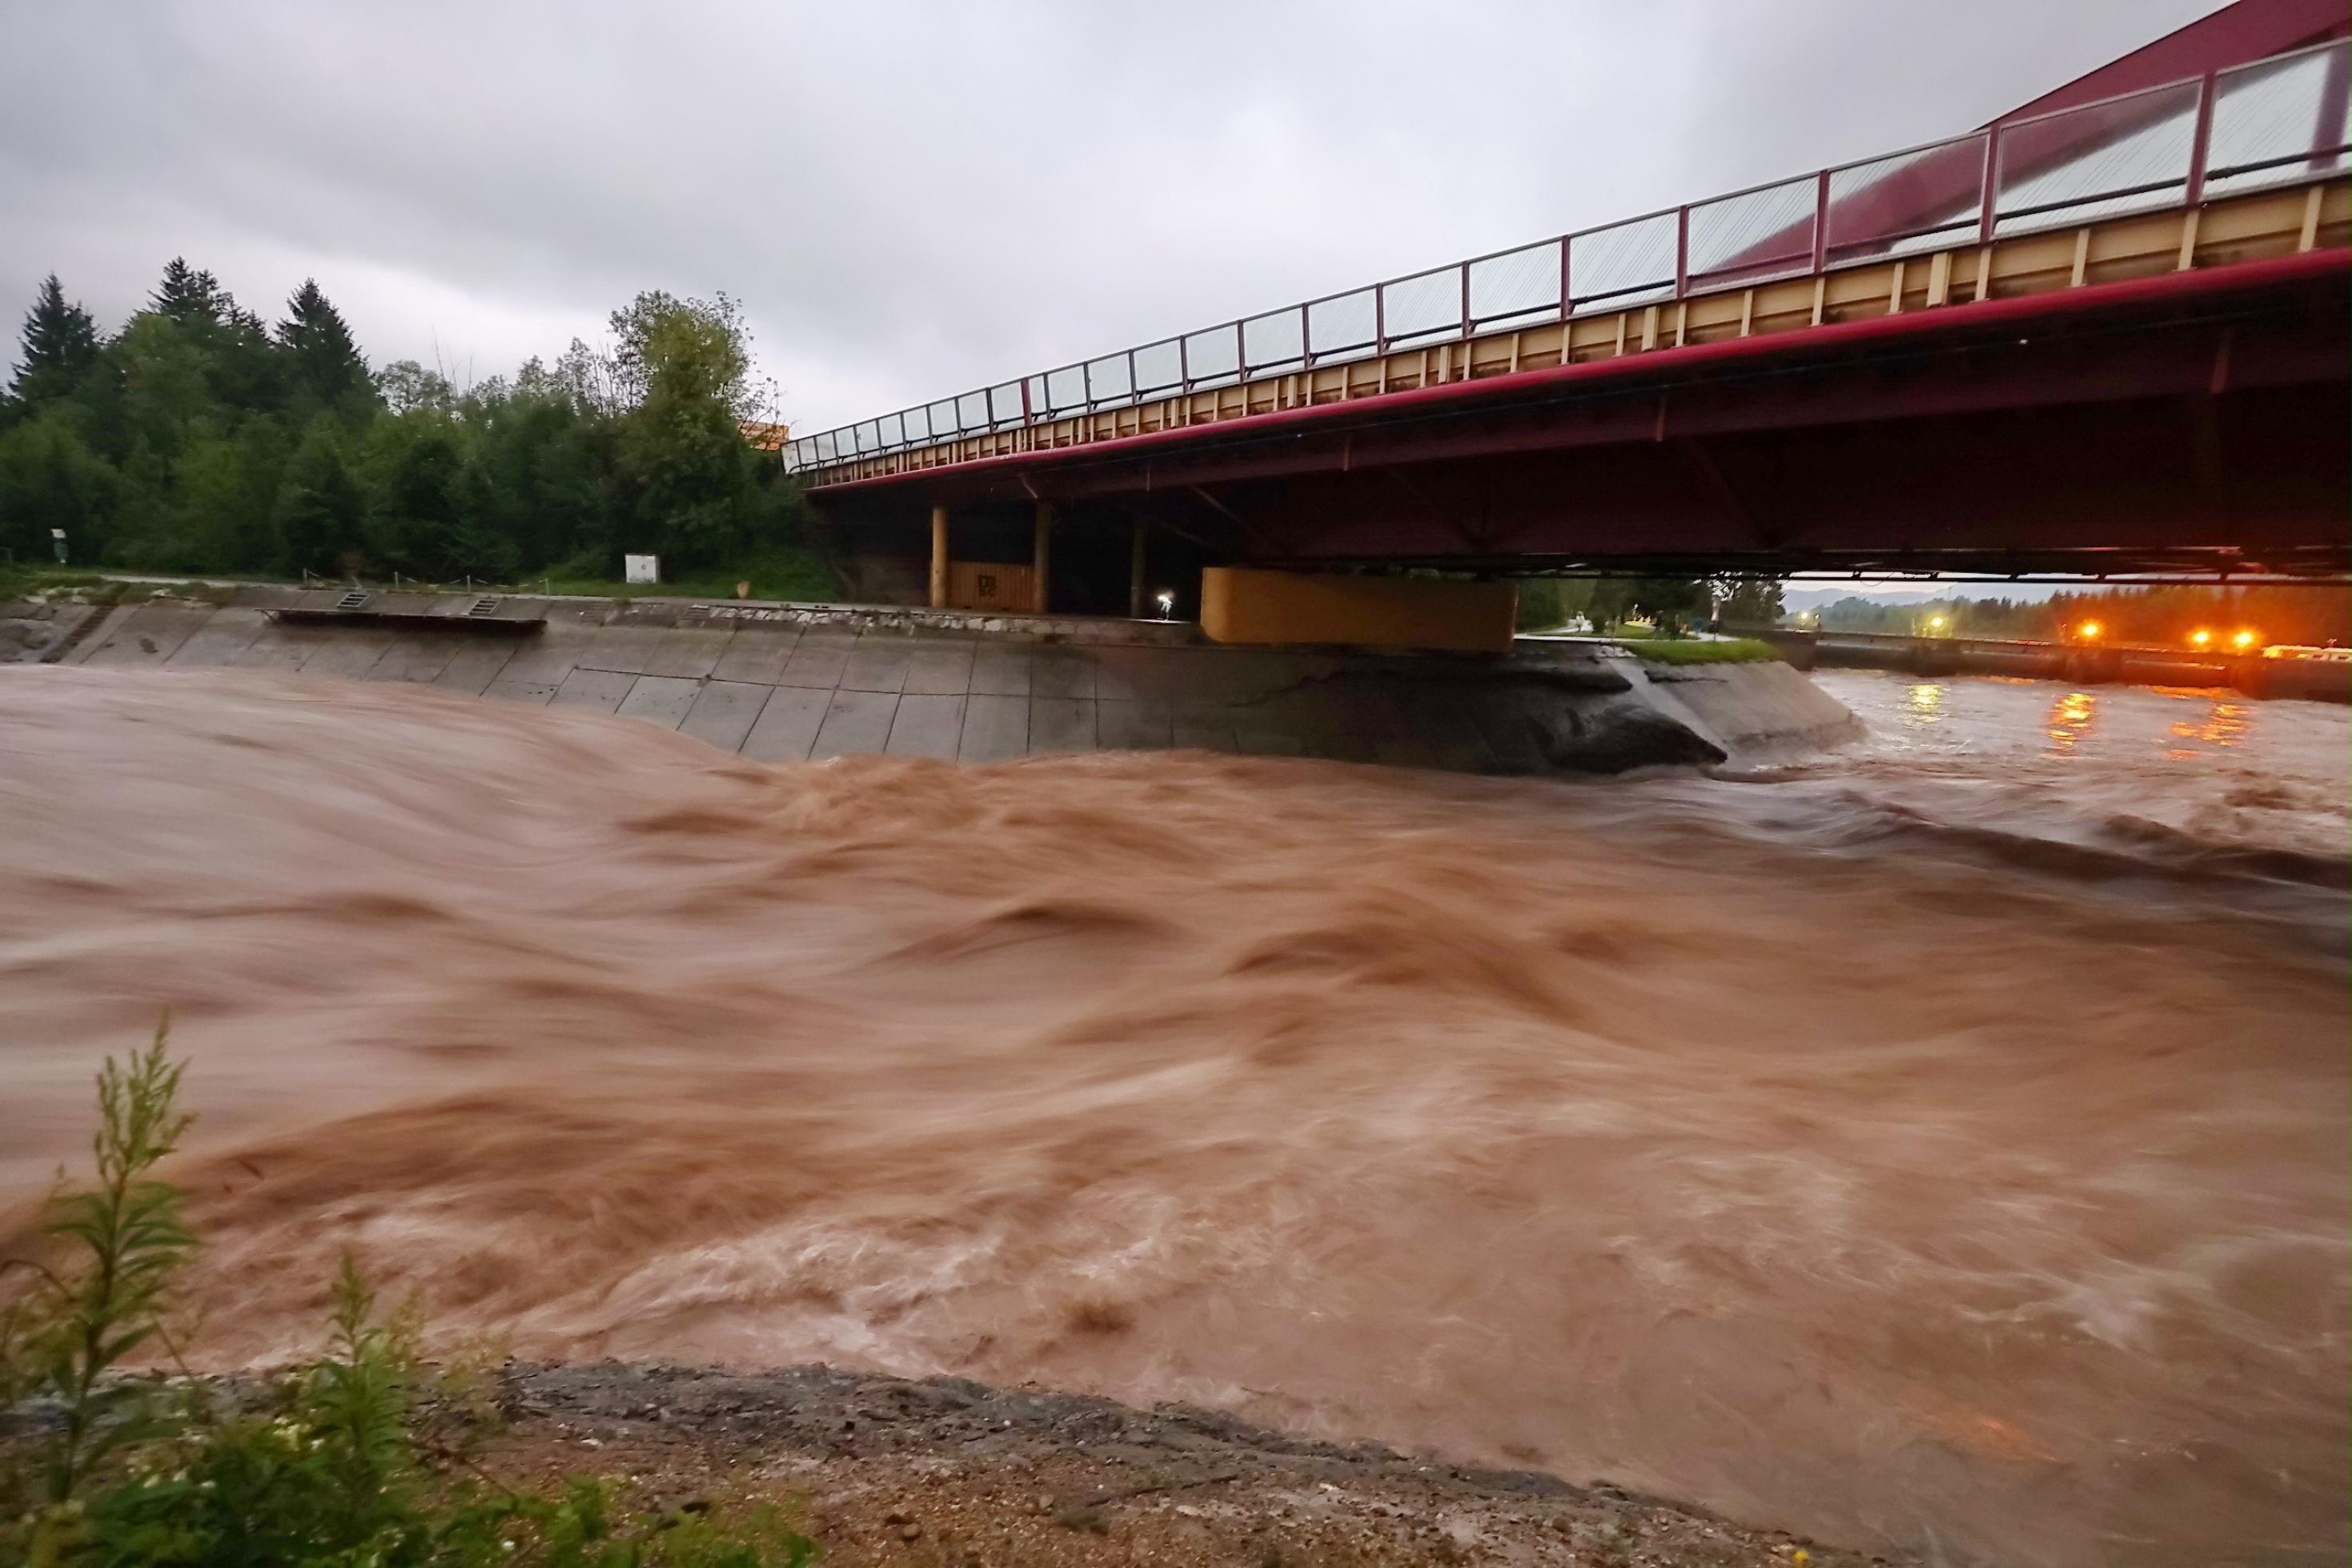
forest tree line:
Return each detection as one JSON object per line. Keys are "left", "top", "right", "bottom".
{"left": 0, "top": 264, "right": 809, "bottom": 585}
{"left": 1809, "top": 586, "right": 2351, "bottom": 647}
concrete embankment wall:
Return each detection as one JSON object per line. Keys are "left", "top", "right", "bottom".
{"left": 1631, "top": 659, "right": 1865, "bottom": 759}
{"left": 6, "top": 585, "right": 1857, "bottom": 774}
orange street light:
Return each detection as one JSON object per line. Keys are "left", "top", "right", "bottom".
{"left": 2077, "top": 620, "right": 2103, "bottom": 642}
{"left": 2188, "top": 628, "right": 2213, "bottom": 649}
{"left": 2232, "top": 629, "right": 2259, "bottom": 651}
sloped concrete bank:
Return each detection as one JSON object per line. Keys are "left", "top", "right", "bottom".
{"left": 1629, "top": 657, "right": 1867, "bottom": 760}
{"left": 7, "top": 583, "right": 1858, "bottom": 773}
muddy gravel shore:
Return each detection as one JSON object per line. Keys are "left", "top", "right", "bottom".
{"left": 469, "top": 1363, "right": 1910, "bottom": 1566}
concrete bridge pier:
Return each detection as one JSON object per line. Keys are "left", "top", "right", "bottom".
{"left": 929, "top": 505, "right": 950, "bottom": 610}
{"left": 1032, "top": 502, "right": 1054, "bottom": 614}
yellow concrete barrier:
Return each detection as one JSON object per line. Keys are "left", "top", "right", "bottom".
{"left": 1199, "top": 567, "right": 1515, "bottom": 654}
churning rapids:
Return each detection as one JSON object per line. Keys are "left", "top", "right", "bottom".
{"left": 3, "top": 664, "right": 2345, "bottom": 1566}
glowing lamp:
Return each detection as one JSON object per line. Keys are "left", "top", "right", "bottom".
{"left": 2188, "top": 629, "right": 2212, "bottom": 649}
{"left": 2077, "top": 621, "right": 2103, "bottom": 642}
{"left": 2232, "top": 629, "right": 2258, "bottom": 651}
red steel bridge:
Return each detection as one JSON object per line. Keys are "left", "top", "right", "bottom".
{"left": 785, "top": 1, "right": 2352, "bottom": 616}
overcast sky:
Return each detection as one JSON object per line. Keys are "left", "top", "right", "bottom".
{"left": 2, "top": 0, "right": 2225, "bottom": 435}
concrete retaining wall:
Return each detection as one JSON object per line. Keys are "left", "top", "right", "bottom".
{"left": 8, "top": 586, "right": 1858, "bottom": 775}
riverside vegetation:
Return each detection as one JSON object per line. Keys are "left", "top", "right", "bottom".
{"left": 1512, "top": 577, "right": 1784, "bottom": 637}
{"left": 0, "top": 1025, "right": 821, "bottom": 1566}
{"left": 0, "top": 267, "right": 827, "bottom": 598}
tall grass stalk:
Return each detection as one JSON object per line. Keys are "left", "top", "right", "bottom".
{"left": 4, "top": 1021, "right": 194, "bottom": 1505}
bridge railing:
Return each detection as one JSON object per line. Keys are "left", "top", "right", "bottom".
{"left": 784, "top": 38, "right": 2350, "bottom": 477}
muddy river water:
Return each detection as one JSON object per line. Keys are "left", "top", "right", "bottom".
{"left": 2, "top": 664, "right": 2344, "bottom": 1565}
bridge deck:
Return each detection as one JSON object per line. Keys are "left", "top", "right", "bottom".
{"left": 789, "top": 36, "right": 2350, "bottom": 497}
{"left": 804, "top": 183, "right": 2346, "bottom": 496}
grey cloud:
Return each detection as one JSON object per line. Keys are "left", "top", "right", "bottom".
{"left": 1, "top": 0, "right": 2227, "bottom": 433}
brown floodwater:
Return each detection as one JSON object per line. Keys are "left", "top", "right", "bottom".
{"left": 2, "top": 665, "right": 2345, "bottom": 1565}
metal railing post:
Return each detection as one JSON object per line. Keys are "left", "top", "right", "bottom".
{"left": 2184, "top": 70, "right": 2218, "bottom": 207}
{"left": 1374, "top": 283, "right": 1387, "bottom": 355}
{"left": 1558, "top": 237, "right": 1572, "bottom": 322}
{"left": 1299, "top": 303, "right": 1313, "bottom": 368}
{"left": 1674, "top": 207, "right": 1690, "bottom": 296}
{"left": 2318, "top": 42, "right": 2350, "bottom": 172}
{"left": 1977, "top": 122, "right": 2003, "bottom": 244}
{"left": 1459, "top": 263, "right": 1472, "bottom": 339}
{"left": 1810, "top": 170, "right": 1831, "bottom": 271}
{"left": 1178, "top": 335, "right": 1190, "bottom": 394}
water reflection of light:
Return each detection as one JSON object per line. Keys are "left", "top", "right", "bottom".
{"left": 2167, "top": 700, "right": 2253, "bottom": 753}
{"left": 1906, "top": 683, "right": 1947, "bottom": 726}
{"left": 2047, "top": 691, "right": 2097, "bottom": 752}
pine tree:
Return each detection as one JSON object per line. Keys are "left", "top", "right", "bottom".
{"left": 10, "top": 274, "right": 101, "bottom": 404}
{"left": 275, "top": 280, "right": 369, "bottom": 409}
{"left": 150, "top": 257, "right": 226, "bottom": 327}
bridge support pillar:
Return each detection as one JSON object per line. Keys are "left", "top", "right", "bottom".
{"left": 928, "top": 505, "right": 949, "bottom": 610}
{"left": 1128, "top": 517, "right": 1148, "bottom": 619}
{"left": 1031, "top": 501, "right": 1054, "bottom": 615}
{"left": 1201, "top": 567, "right": 1517, "bottom": 654}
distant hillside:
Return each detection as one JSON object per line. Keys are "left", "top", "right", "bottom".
{"left": 1780, "top": 583, "right": 2064, "bottom": 616}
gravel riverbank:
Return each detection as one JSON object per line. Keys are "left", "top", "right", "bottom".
{"left": 472, "top": 1362, "right": 1906, "bottom": 1566}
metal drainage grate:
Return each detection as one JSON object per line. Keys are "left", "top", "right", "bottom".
{"left": 335, "top": 590, "right": 371, "bottom": 611}
{"left": 464, "top": 597, "right": 499, "bottom": 618}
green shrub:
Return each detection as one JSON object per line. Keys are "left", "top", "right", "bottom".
{"left": 1, "top": 1025, "right": 820, "bottom": 1567}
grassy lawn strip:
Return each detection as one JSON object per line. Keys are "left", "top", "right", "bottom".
{"left": 0, "top": 567, "right": 130, "bottom": 600}
{"left": 3, "top": 549, "right": 841, "bottom": 609}
{"left": 1623, "top": 636, "right": 1784, "bottom": 665}
{"left": 543, "top": 547, "right": 837, "bottom": 604}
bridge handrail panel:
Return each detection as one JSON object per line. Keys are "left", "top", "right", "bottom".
{"left": 784, "top": 39, "right": 2352, "bottom": 479}
{"left": 1992, "top": 78, "right": 2204, "bottom": 239}
{"left": 1686, "top": 173, "right": 1821, "bottom": 291}
{"left": 1306, "top": 290, "right": 1379, "bottom": 363}
{"left": 1467, "top": 243, "right": 1565, "bottom": 335}
{"left": 2206, "top": 39, "right": 2352, "bottom": 199}
{"left": 1823, "top": 133, "right": 1990, "bottom": 263}
{"left": 1242, "top": 308, "right": 1306, "bottom": 379}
